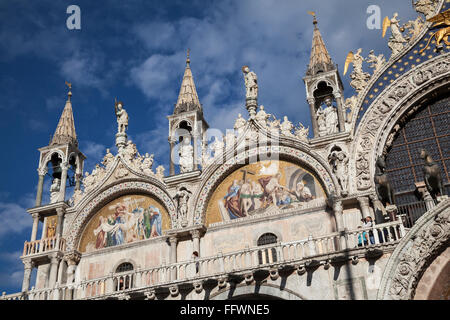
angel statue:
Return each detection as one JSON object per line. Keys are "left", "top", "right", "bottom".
{"left": 382, "top": 13, "right": 408, "bottom": 57}
{"left": 294, "top": 123, "right": 309, "bottom": 142}
{"left": 242, "top": 66, "right": 258, "bottom": 100}
{"left": 344, "top": 49, "right": 371, "bottom": 92}
{"left": 366, "top": 50, "right": 386, "bottom": 74}
{"left": 115, "top": 99, "right": 129, "bottom": 134}
{"left": 419, "top": 9, "right": 450, "bottom": 53}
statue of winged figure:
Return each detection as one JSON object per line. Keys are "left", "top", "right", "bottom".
{"left": 366, "top": 50, "right": 386, "bottom": 74}
{"left": 420, "top": 9, "right": 450, "bottom": 53}
{"left": 382, "top": 13, "right": 408, "bottom": 56}
{"left": 344, "top": 49, "right": 371, "bottom": 92}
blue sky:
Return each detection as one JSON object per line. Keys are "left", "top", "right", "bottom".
{"left": 0, "top": 0, "right": 418, "bottom": 294}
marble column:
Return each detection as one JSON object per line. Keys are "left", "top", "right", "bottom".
{"left": 48, "top": 254, "right": 60, "bottom": 288}
{"left": 334, "top": 92, "right": 346, "bottom": 133}
{"left": 169, "top": 139, "right": 175, "bottom": 176}
{"left": 55, "top": 208, "right": 65, "bottom": 238}
{"left": 193, "top": 133, "right": 199, "bottom": 171}
{"left": 190, "top": 230, "right": 201, "bottom": 256}
{"left": 75, "top": 173, "right": 82, "bottom": 191}
{"left": 307, "top": 98, "right": 319, "bottom": 138}
{"left": 30, "top": 213, "right": 40, "bottom": 242}
{"left": 332, "top": 198, "right": 347, "bottom": 250}
{"left": 21, "top": 259, "right": 33, "bottom": 292}
{"left": 35, "top": 171, "right": 46, "bottom": 207}
{"left": 358, "top": 196, "right": 373, "bottom": 220}
{"left": 169, "top": 236, "right": 178, "bottom": 280}
{"left": 58, "top": 162, "right": 69, "bottom": 202}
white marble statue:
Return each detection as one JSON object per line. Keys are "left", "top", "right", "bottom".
{"left": 123, "top": 140, "right": 139, "bottom": 162}
{"left": 383, "top": 13, "right": 408, "bottom": 57}
{"left": 256, "top": 105, "right": 270, "bottom": 128}
{"left": 211, "top": 137, "right": 224, "bottom": 158}
{"left": 140, "top": 153, "right": 154, "bottom": 175}
{"left": 414, "top": 0, "right": 438, "bottom": 19}
{"left": 242, "top": 66, "right": 258, "bottom": 100}
{"left": 102, "top": 148, "right": 115, "bottom": 169}
{"left": 294, "top": 123, "right": 309, "bottom": 142}
{"left": 366, "top": 50, "right": 386, "bottom": 74}
{"left": 173, "top": 187, "right": 192, "bottom": 226}
{"left": 179, "top": 136, "right": 194, "bottom": 173}
{"left": 115, "top": 101, "right": 129, "bottom": 134}
{"left": 280, "top": 116, "right": 295, "bottom": 137}
{"left": 317, "top": 97, "right": 339, "bottom": 136}
{"left": 268, "top": 117, "right": 281, "bottom": 135}
{"left": 49, "top": 178, "right": 61, "bottom": 203}
{"left": 344, "top": 95, "right": 358, "bottom": 128}
{"left": 155, "top": 165, "right": 165, "bottom": 181}
{"left": 234, "top": 113, "right": 247, "bottom": 136}
{"left": 328, "top": 150, "right": 349, "bottom": 195}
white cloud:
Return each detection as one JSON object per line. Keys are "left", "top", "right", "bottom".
{"left": 0, "top": 202, "right": 32, "bottom": 237}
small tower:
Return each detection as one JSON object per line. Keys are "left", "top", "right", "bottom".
{"left": 167, "top": 50, "right": 209, "bottom": 175}
{"left": 303, "top": 13, "right": 346, "bottom": 139}
{"left": 21, "top": 83, "right": 85, "bottom": 293}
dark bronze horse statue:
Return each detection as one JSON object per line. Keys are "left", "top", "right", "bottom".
{"left": 374, "top": 156, "right": 395, "bottom": 207}
{"left": 420, "top": 149, "right": 444, "bottom": 199}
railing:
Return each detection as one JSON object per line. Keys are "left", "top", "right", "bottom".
{"left": 75, "top": 219, "right": 404, "bottom": 299}
{"left": 397, "top": 201, "right": 428, "bottom": 228}
{"left": 22, "top": 236, "right": 66, "bottom": 256}
{"left": 1, "top": 291, "right": 26, "bottom": 300}
{"left": 5, "top": 219, "right": 404, "bottom": 300}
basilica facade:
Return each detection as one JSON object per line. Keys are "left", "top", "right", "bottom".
{"left": 2, "top": 0, "right": 449, "bottom": 300}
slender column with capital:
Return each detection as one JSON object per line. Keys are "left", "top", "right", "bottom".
{"left": 334, "top": 93, "right": 346, "bottom": 133}
{"left": 193, "top": 134, "right": 199, "bottom": 171}
{"left": 21, "top": 259, "right": 34, "bottom": 292}
{"left": 31, "top": 213, "right": 40, "bottom": 242}
{"left": 169, "top": 236, "right": 178, "bottom": 280}
{"left": 55, "top": 208, "right": 65, "bottom": 237}
{"left": 58, "top": 162, "right": 69, "bottom": 202}
{"left": 358, "top": 197, "right": 373, "bottom": 220}
{"left": 169, "top": 140, "right": 175, "bottom": 175}
{"left": 75, "top": 173, "right": 82, "bottom": 191}
{"left": 48, "top": 254, "right": 60, "bottom": 288}
{"left": 307, "top": 98, "right": 319, "bottom": 137}
{"left": 35, "top": 171, "right": 46, "bottom": 207}
{"left": 190, "top": 230, "right": 201, "bottom": 256}
{"left": 332, "top": 198, "right": 347, "bottom": 250}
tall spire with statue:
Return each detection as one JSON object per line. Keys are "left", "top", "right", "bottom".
{"left": 303, "top": 12, "right": 346, "bottom": 139}
{"left": 167, "top": 50, "right": 209, "bottom": 175}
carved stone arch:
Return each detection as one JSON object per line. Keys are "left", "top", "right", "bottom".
{"left": 377, "top": 199, "right": 450, "bottom": 300}
{"left": 209, "top": 283, "right": 305, "bottom": 300}
{"left": 310, "top": 78, "right": 335, "bottom": 97}
{"left": 253, "top": 230, "right": 283, "bottom": 246}
{"left": 351, "top": 53, "right": 450, "bottom": 193}
{"left": 64, "top": 180, "right": 177, "bottom": 252}
{"left": 171, "top": 118, "right": 194, "bottom": 138}
{"left": 192, "top": 144, "right": 339, "bottom": 226}
{"left": 41, "top": 149, "right": 65, "bottom": 171}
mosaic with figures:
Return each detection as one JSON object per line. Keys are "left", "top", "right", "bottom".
{"left": 79, "top": 194, "right": 169, "bottom": 253}
{"left": 206, "top": 160, "right": 327, "bottom": 225}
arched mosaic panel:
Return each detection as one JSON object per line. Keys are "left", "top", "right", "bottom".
{"left": 78, "top": 194, "right": 170, "bottom": 253}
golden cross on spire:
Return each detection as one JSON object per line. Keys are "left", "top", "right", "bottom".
{"left": 308, "top": 11, "right": 317, "bottom": 25}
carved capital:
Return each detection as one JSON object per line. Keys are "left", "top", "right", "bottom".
{"left": 64, "top": 251, "right": 81, "bottom": 265}
{"left": 190, "top": 229, "right": 201, "bottom": 239}
{"left": 22, "top": 259, "right": 34, "bottom": 270}
{"left": 37, "top": 167, "right": 48, "bottom": 176}
{"left": 56, "top": 207, "right": 65, "bottom": 217}
{"left": 32, "top": 213, "right": 40, "bottom": 221}
{"left": 169, "top": 236, "right": 178, "bottom": 245}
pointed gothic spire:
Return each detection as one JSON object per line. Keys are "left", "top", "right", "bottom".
{"left": 306, "top": 13, "right": 336, "bottom": 76}
{"left": 51, "top": 82, "right": 78, "bottom": 147}
{"left": 174, "top": 49, "right": 202, "bottom": 114}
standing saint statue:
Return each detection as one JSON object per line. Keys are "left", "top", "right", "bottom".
{"left": 323, "top": 97, "right": 339, "bottom": 135}
{"left": 173, "top": 186, "right": 192, "bottom": 227}
{"left": 115, "top": 100, "right": 129, "bottom": 134}
{"left": 179, "top": 136, "right": 194, "bottom": 173}
{"left": 242, "top": 66, "right": 258, "bottom": 100}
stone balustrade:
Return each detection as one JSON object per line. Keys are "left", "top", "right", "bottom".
{"left": 22, "top": 236, "right": 66, "bottom": 257}
{"left": 3, "top": 218, "right": 404, "bottom": 300}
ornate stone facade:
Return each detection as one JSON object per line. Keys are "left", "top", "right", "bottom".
{"left": 3, "top": 1, "right": 449, "bottom": 301}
